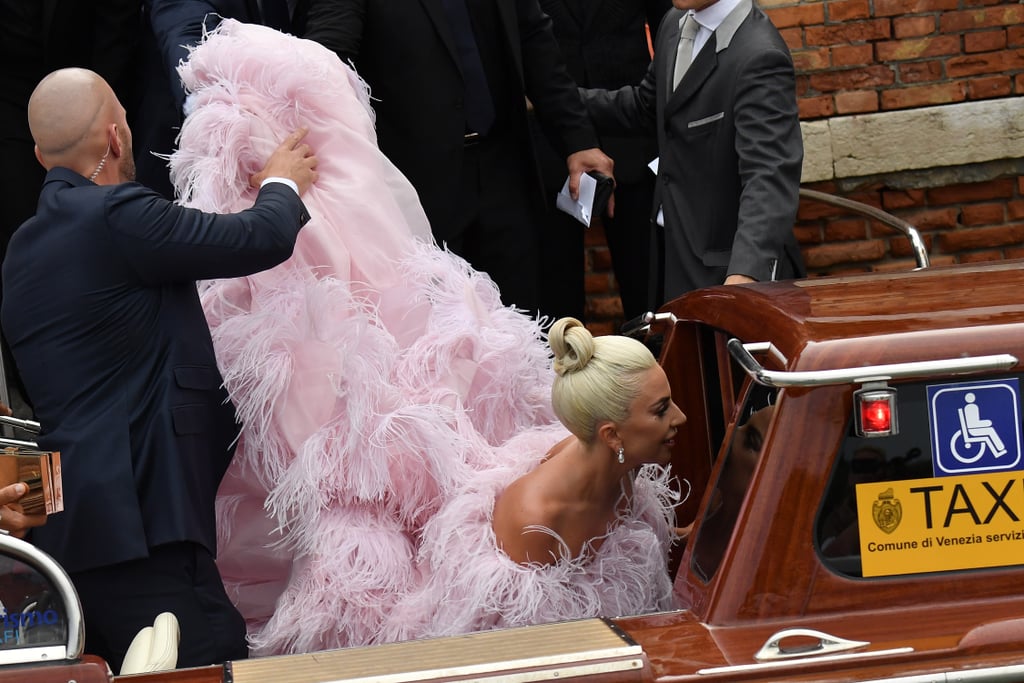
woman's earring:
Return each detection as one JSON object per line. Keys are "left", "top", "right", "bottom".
{"left": 617, "top": 447, "right": 625, "bottom": 464}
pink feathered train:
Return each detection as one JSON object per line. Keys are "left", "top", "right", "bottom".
{"left": 170, "top": 19, "right": 676, "bottom": 655}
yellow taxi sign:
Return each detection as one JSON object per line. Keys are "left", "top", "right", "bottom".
{"left": 857, "top": 471, "right": 1024, "bottom": 577}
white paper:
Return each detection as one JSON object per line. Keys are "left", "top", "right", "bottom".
{"left": 555, "top": 173, "right": 598, "bottom": 227}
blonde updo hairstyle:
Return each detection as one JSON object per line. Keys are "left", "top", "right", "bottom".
{"left": 549, "top": 317, "right": 658, "bottom": 444}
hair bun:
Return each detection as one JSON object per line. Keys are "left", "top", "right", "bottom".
{"left": 549, "top": 317, "right": 595, "bottom": 376}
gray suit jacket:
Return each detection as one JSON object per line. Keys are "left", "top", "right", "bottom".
{"left": 582, "top": 0, "right": 804, "bottom": 303}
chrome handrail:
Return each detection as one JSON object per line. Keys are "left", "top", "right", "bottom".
{"left": 0, "top": 414, "right": 40, "bottom": 435}
{"left": 728, "top": 338, "right": 1017, "bottom": 388}
{"left": 799, "top": 188, "right": 930, "bottom": 269}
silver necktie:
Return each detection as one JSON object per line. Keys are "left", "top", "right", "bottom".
{"left": 672, "top": 13, "right": 701, "bottom": 91}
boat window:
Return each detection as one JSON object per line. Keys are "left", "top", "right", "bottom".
{"left": 690, "top": 382, "right": 777, "bottom": 583}
{"left": 816, "top": 375, "right": 1024, "bottom": 578}
{"left": 0, "top": 550, "right": 69, "bottom": 659}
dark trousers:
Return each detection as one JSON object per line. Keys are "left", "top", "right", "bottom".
{"left": 447, "top": 132, "right": 541, "bottom": 316}
{"left": 70, "top": 541, "right": 248, "bottom": 672}
{"left": 602, "top": 175, "right": 656, "bottom": 322}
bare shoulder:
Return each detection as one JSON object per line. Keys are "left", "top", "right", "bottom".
{"left": 492, "top": 468, "right": 566, "bottom": 566}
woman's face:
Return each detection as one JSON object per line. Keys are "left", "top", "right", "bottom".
{"left": 616, "top": 365, "right": 686, "bottom": 465}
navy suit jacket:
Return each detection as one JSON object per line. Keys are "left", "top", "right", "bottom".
{"left": 1, "top": 169, "right": 308, "bottom": 573}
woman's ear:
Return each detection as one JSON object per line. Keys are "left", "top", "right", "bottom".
{"left": 596, "top": 420, "right": 620, "bottom": 453}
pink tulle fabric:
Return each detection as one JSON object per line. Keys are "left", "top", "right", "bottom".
{"left": 170, "top": 19, "right": 676, "bottom": 656}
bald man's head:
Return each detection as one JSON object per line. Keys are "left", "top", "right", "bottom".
{"left": 28, "top": 68, "right": 135, "bottom": 182}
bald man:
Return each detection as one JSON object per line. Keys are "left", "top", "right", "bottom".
{"left": 1, "top": 68, "right": 317, "bottom": 671}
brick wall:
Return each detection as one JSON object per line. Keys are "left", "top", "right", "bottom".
{"left": 582, "top": 1, "right": 1024, "bottom": 335}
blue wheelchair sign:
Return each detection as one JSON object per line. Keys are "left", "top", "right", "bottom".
{"left": 927, "top": 378, "right": 1022, "bottom": 476}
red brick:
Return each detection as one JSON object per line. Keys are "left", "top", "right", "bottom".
{"left": 1009, "top": 199, "right": 1024, "bottom": 221}
{"left": 803, "top": 240, "right": 888, "bottom": 268}
{"left": 965, "top": 28, "right": 1008, "bottom": 52}
{"left": 585, "top": 273, "right": 614, "bottom": 294}
{"left": 1019, "top": 176, "right": 1024, "bottom": 195}
{"left": 1009, "top": 24, "right": 1024, "bottom": 47}
{"left": 873, "top": 258, "right": 928, "bottom": 273}
{"left": 882, "top": 189, "right": 926, "bottom": 210}
{"left": 875, "top": 35, "right": 960, "bottom": 61}
{"left": 875, "top": 0, "right": 958, "bottom": 16}
{"left": 928, "top": 178, "right": 1017, "bottom": 204}
{"left": 792, "top": 48, "right": 831, "bottom": 71}
{"left": 948, "top": 49, "right": 1024, "bottom": 77}
{"left": 767, "top": 4, "right": 826, "bottom": 28}
{"left": 798, "top": 95, "right": 835, "bottom": 119}
{"left": 961, "top": 203, "right": 1007, "bottom": 225}
{"left": 831, "top": 43, "right": 873, "bottom": 67}
{"left": 793, "top": 224, "right": 823, "bottom": 245}
{"left": 835, "top": 89, "right": 879, "bottom": 113}
{"left": 1006, "top": 246, "right": 1024, "bottom": 260}
{"left": 825, "top": 218, "right": 871, "bottom": 241}
{"left": 1018, "top": 73, "right": 1024, "bottom": 91}
{"left": 797, "top": 201, "right": 845, "bottom": 220}
{"left": 959, "top": 250, "right": 1006, "bottom": 263}
{"left": 904, "top": 207, "right": 960, "bottom": 231}
{"left": 827, "top": 0, "right": 871, "bottom": 22}
{"left": 590, "top": 247, "right": 614, "bottom": 271}
{"left": 795, "top": 74, "right": 811, "bottom": 96}
{"left": 968, "top": 74, "right": 1013, "bottom": 97}
{"left": 805, "top": 19, "right": 891, "bottom": 46}
{"left": 585, "top": 321, "right": 616, "bottom": 336}
{"left": 940, "top": 6, "right": 1024, "bottom": 32}
{"left": 898, "top": 60, "right": 944, "bottom": 83}
{"left": 809, "top": 65, "right": 895, "bottom": 92}
{"left": 951, "top": 224, "right": 1024, "bottom": 249}
{"left": 881, "top": 81, "right": 967, "bottom": 109}
{"left": 893, "top": 15, "right": 937, "bottom": 38}
{"left": 585, "top": 295, "right": 624, "bottom": 319}
{"left": 779, "top": 27, "right": 804, "bottom": 51}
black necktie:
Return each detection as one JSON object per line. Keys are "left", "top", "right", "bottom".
{"left": 440, "top": 0, "right": 496, "bottom": 135}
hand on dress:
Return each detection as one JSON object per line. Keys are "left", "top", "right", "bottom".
{"left": 566, "top": 148, "right": 616, "bottom": 218}
{"left": 251, "top": 127, "right": 319, "bottom": 196}
{"left": 0, "top": 482, "right": 47, "bottom": 538}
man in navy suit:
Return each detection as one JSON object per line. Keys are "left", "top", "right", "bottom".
{"left": 582, "top": 0, "right": 805, "bottom": 305}
{"left": 2, "top": 67, "right": 317, "bottom": 670}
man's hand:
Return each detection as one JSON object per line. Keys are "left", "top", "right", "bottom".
{"left": 566, "top": 147, "right": 616, "bottom": 217}
{"left": 250, "top": 127, "right": 319, "bottom": 195}
{"left": 0, "top": 482, "right": 46, "bottom": 538}
{"left": 725, "top": 274, "right": 756, "bottom": 285}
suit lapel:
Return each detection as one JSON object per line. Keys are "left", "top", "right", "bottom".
{"left": 420, "top": 0, "right": 463, "bottom": 75}
{"left": 666, "top": 41, "right": 716, "bottom": 113}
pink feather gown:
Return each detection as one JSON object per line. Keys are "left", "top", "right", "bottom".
{"left": 169, "top": 19, "right": 676, "bottom": 655}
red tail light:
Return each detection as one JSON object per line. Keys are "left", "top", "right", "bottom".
{"left": 855, "top": 385, "right": 898, "bottom": 437}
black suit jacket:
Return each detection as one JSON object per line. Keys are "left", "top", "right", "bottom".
{"left": 1, "top": 170, "right": 309, "bottom": 573}
{"left": 583, "top": 0, "right": 804, "bottom": 300}
{"left": 538, "top": 0, "right": 669, "bottom": 184}
{"left": 306, "top": 0, "right": 599, "bottom": 239}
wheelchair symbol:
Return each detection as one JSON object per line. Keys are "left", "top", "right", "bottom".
{"left": 949, "top": 392, "right": 1008, "bottom": 464}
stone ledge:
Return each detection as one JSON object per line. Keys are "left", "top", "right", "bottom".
{"left": 801, "top": 97, "right": 1024, "bottom": 183}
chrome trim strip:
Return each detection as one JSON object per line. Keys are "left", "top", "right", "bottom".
{"left": 695, "top": 646, "right": 914, "bottom": 675}
{"left": 324, "top": 657, "right": 646, "bottom": 683}
{"left": 858, "top": 663, "right": 1024, "bottom": 682}
{"left": 0, "top": 645, "right": 67, "bottom": 666}
{"left": 728, "top": 338, "right": 1017, "bottom": 388}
